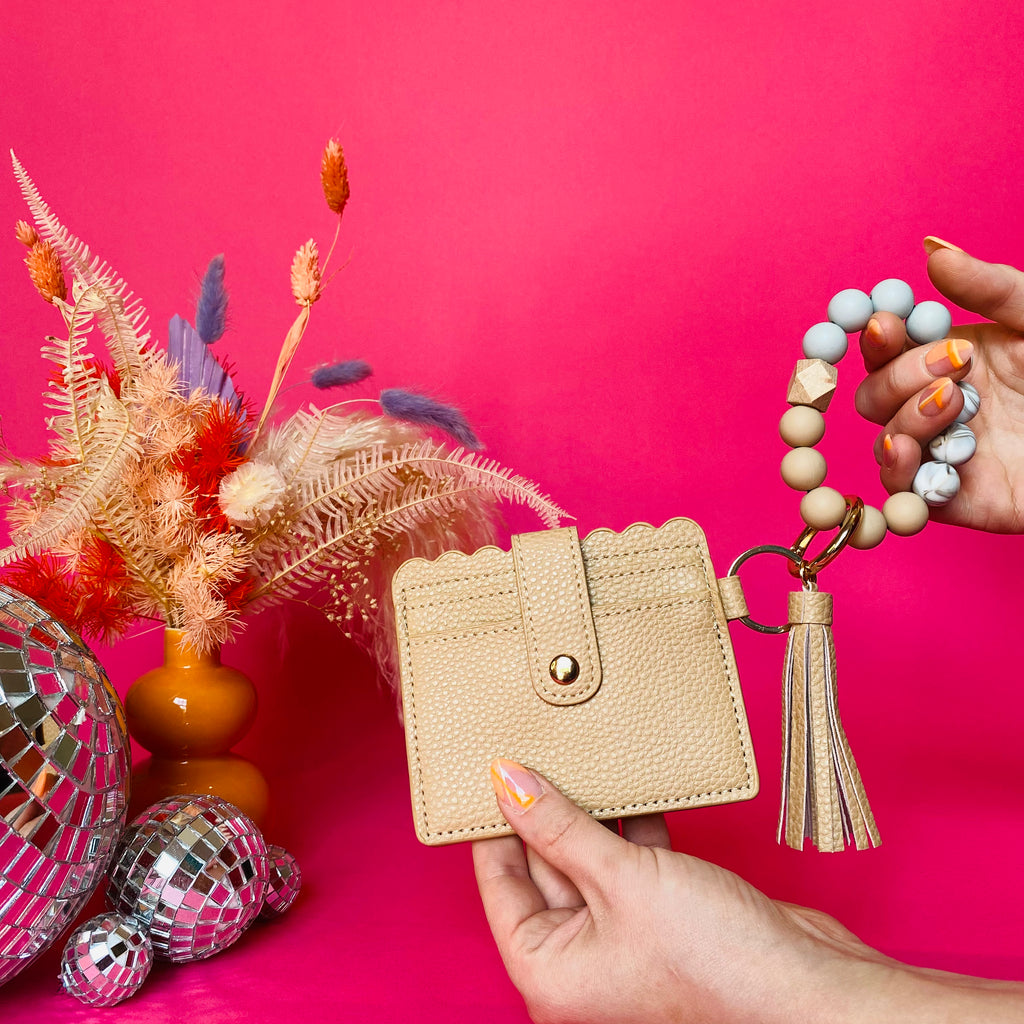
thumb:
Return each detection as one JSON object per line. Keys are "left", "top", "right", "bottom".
{"left": 490, "top": 758, "right": 624, "bottom": 900}
{"left": 925, "top": 238, "right": 1024, "bottom": 333}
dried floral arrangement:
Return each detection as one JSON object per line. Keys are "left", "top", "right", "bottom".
{"left": 0, "top": 142, "right": 565, "bottom": 674}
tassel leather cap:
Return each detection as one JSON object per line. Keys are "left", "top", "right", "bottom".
{"left": 780, "top": 589, "right": 880, "bottom": 852}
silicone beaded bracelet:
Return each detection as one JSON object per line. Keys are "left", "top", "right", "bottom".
{"left": 780, "top": 279, "right": 980, "bottom": 545}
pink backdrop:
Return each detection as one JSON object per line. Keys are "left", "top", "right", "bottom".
{"left": 2, "top": 2, "right": 1023, "bottom": 1020}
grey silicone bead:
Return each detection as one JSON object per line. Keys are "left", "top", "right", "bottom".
{"left": 870, "top": 278, "right": 915, "bottom": 318}
{"left": 929, "top": 422, "right": 976, "bottom": 466}
{"left": 802, "top": 322, "right": 849, "bottom": 363}
{"left": 912, "top": 461, "right": 960, "bottom": 505}
{"left": 905, "top": 300, "right": 953, "bottom": 344}
{"left": 955, "top": 381, "right": 980, "bottom": 423}
{"left": 827, "top": 288, "right": 874, "bottom": 333}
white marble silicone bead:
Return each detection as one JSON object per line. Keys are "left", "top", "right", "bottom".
{"left": 827, "top": 288, "right": 874, "bottom": 333}
{"left": 882, "top": 491, "right": 930, "bottom": 536}
{"left": 800, "top": 487, "right": 847, "bottom": 530}
{"left": 848, "top": 504, "right": 887, "bottom": 550}
{"left": 802, "top": 322, "right": 848, "bottom": 363}
{"left": 779, "top": 406, "right": 826, "bottom": 447}
{"left": 912, "top": 461, "right": 960, "bottom": 505}
{"left": 870, "top": 278, "right": 915, "bottom": 318}
{"left": 905, "top": 300, "right": 953, "bottom": 345}
{"left": 928, "top": 422, "right": 976, "bottom": 466}
{"left": 780, "top": 447, "right": 827, "bottom": 491}
{"left": 955, "top": 381, "right": 980, "bottom": 423}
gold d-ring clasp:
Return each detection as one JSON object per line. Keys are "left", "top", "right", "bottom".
{"left": 727, "top": 495, "right": 864, "bottom": 633}
{"left": 787, "top": 495, "right": 864, "bottom": 584}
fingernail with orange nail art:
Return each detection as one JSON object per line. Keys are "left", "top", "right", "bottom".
{"left": 882, "top": 434, "right": 896, "bottom": 469}
{"left": 864, "top": 316, "right": 886, "bottom": 348}
{"left": 925, "top": 338, "right": 973, "bottom": 376}
{"left": 490, "top": 758, "right": 544, "bottom": 813}
{"left": 918, "top": 378, "right": 955, "bottom": 416}
{"left": 923, "top": 235, "right": 965, "bottom": 256}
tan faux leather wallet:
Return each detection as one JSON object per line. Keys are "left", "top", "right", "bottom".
{"left": 392, "top": 519, "right": 758, "bottom": 845}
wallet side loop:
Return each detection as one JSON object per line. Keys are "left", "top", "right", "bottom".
{"left": 512, "top": 527, "right": 603, "bottom": 706}
{"left": 717, "top": 574, "right": 749, "bottom": 622}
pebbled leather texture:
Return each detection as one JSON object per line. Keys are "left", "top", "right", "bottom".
{"left": 393, "top": 518, "right": 759, "bottom": 846}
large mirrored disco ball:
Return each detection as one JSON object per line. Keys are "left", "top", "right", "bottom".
{"left": 0, "top": 585, "right": 130, "bottom": 986}
{"left": 107, "top": 795, "right": 270, "bottom": 962}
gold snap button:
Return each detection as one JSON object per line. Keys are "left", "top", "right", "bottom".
{"left": 549, "top": 655, "right": 580, "bottom": 685}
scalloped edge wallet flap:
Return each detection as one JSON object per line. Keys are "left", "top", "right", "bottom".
{"left": 392, "top": 518, "right": 758, "bottom": 845}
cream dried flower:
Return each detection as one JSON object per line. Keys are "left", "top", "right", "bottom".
{"left": 290, "top": 239, "right": 321, "bottom": 305}
{"left": 219, "top": 462, "right": 287, "bottom": 525}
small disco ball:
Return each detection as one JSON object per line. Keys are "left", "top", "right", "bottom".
{"left": 260, "top": 844, "right": 302, "bottom": 920}
{"left": 59, "top": 913, "right": 153, "bottom": 1006}
{"left": 0, "top": 586, "right": 130, "bottom": 987}
{"left": 107, "top": 795, "right": 270, "bottom": 962}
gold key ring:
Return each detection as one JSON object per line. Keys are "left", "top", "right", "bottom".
{"left": 726, "top": 544, "right": 805, "bottom": 634}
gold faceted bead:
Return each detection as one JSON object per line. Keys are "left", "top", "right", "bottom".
{"left": 787, "top": 358, "right": 838, "bottom": 412}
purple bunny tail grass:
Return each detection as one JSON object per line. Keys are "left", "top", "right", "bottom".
{"left": 311, "top": 359, "right": 373, "bottom": 389}
{"left": 379, "top": 388, "right": 483, "bottom": 450}
{"left": 196, "top": 254, "right": 229, "bottom": 344}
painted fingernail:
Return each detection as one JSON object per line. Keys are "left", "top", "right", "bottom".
{"left": 925, "top": 338, "right": 973, "bottom": 376}
{"left": 864, "top": 316, "right": 886, "bottom": 348}
{"left": 490, "top": 758, "right": 544, "bottom": 813}
{"left": 882, "top": 434, "right": 896, "bottom": 469}
{"left": 923, "top": 235, "right": 965, "bottom": 256}
{"left": 918, "top": 377, "right": 955, "bottom": 415}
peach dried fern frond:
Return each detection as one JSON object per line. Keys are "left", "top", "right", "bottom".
{"left": 257, "top": 407, "right": 424, "bottom": 491}
{"left": 247, "top": 444, "right": 565, "bottom": 605}
{"left": 289, "top": 441, "right": 566, "bottom": 527}
{"left": 41, "top": 295, "right": 105, "bottom": 463}
{"left": 94, "top": 491, "right": 178, "bottom": 615}
{"left": 0, "top": 381, "right": 143, "bottom": 566}
{"left": 12, "top": 151, "right": 149, "bottom": 385}
{"left": 246, "top": 480, "right": 493, "bottom": 612}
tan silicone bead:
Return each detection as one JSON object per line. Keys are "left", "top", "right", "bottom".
{"left": 882, "top": 491, "right": 930, "bottom": 536}
{"left": 779, "top": 406, "right": 826, "bottom": 448}
{"left": 799, "top": 486, "right": 847, "bottom": 530}
{"left": 848, "top": 504, "right": 887, "bottom": 549}
{"left": 781, "top": 447, "right": 827, "bottom": 491}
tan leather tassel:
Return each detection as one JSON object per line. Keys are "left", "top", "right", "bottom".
{"left": 779, "top": 590, "right": 880, "bottom": 852}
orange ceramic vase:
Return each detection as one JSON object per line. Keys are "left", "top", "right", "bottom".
{"left": 125, "top": 629, "right": 269, "bottom": 826}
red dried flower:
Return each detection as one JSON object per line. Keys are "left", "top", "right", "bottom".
{"left": 2, "top": 553, "right": 79, "bottom": 628}
{"left": 172, "top": 400, "right": 252, "bottom": 532}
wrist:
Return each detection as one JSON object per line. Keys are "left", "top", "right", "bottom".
{"left": 821, "top": 955, "right": 1024, "bottom": 1024}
